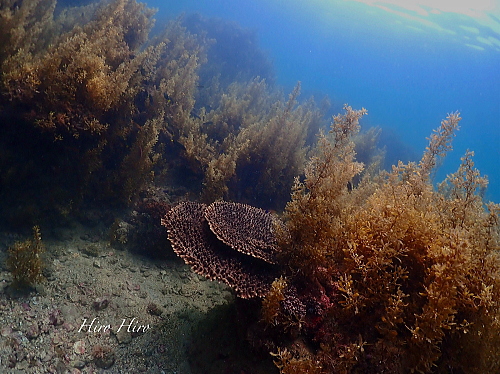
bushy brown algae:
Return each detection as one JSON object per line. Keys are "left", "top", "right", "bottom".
{"left": 262, "top": 107, "right": 500, "bottom": 373}
{"left": 183, "top": 78, "right": 325, "bottom": 208}
{"left": 6, "top": 226, "right": 45, "bottom": 290}
{"left": 261, "top": 277, "right": 287, "bottom": 327}
{"left": 0, "top": 0, "right": 322, "bottom": 227}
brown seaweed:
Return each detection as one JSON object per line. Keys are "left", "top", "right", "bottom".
{"left": 264, "top": 108, "right": 500, "bottom": 373}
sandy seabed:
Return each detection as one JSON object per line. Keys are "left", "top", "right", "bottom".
{"left": 0, "top": 220, "right": 272, "bottom": 374}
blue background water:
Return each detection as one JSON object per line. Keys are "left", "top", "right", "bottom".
{"left": 148, "top": 0, "right": 500, "bottom": 203}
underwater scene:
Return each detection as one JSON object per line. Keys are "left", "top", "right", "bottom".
{"left": 0, "top": 0, "right": 499, "bottom": 373}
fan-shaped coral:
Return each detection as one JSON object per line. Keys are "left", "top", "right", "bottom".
{"left": 162, "top": 201, "right": 282, "bottom": 298}
{"left": 204, "top": 201, "right": 283, "bottom": 264}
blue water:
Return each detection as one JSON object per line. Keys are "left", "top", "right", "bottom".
{"left": 149, "top": 0, "right": 500, "bottom": 202}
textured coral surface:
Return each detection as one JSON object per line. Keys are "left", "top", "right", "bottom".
{"left": 162, "top": 201, "right": 280, "bottom": 298}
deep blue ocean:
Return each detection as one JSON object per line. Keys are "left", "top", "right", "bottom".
{"left": 148, "top": 0, "right": 500, "bottom": 203}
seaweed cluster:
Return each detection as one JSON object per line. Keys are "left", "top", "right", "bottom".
{"left": 0, "top": 0, "right": 191, "bottom": 223}
{"left": 6, "top": 226, "right": 45, "bottom": 289}
{"left": 260, "top": 107, "right": 500, "bottom": 373}
{"left": 0, "top": 0, "right": 319, "bottom": 228}
{"left": 180, "top": 78, "right": 324, "bottom": 208}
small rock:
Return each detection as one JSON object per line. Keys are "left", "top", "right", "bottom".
{"left": 146, "top": 302, "right": 163, "bottom": 316}
{"left": 125, "top": 298, "right": 136, "bottom": 307}
{"left": 41, "top": 351, "right": 53, "bottom": 362}
{"left": 93, "top": 297, "right": 109, "bottom": 311}
{"left": 16, "top": 347, "right": 28, "bottom": 362}
{"left": 16, "top": 359, "right": 29, "bottom": 370}
{"left": 92, "top": 345, "right": 116, "bottom": 369}
{"left": 73, "top": 340, "right": 85, "bottom": 355}
{"left": 72, "top": 360, "right": 86, "bottom": 369}
{"left": 126, "top": 282, "right": 140, "bottom": 291}
{"left": 94, "top": 356, "right": 115, "bottom": 369}
{"left": 63, "top": 322, "right": 75, "bottom": 332}
{"left": 7, "top": 354, "right": 16, "bottom": 368}
{"left": 26, "top": 323, "right": 40, "bottom": 340}
{"left": 55, "top": 360, "right": 68, "bottom": 373}
{"left": 80, "top": 244, "right": 101, "bottom": 257}
{"left": 52, "top": 335, "right": 63, "bottom": 345}
{"left": 21, "top": 302, "right": 31, "bottom": 311}
{"left": 49, "top": 309, "right": 64, "bottom": 326}
{"left": 114, "top": 329, "right": 132, "bottom": 344}
{"left": 1, "top": 326, "right": 12, "bottom": 337}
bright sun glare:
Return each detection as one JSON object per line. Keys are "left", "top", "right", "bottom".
{"left": 351, "top": 0, "right": 498, "bottom": 17}
{"left": 347, "top": 0, "right": 500, "bottom": 51}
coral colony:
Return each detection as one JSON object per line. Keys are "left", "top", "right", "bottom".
{"left": 161, "top": 201, "right": 281, "bottom": 298}
{"left": 1, "top": 0, "right": 499, "bottom": 373}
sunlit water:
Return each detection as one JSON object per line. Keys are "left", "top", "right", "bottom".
{"left": 149, "top": 0, "right": 500, "bottom": 202}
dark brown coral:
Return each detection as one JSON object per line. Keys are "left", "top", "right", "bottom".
{"left": 204, "top": 201, "right": 282, "bottom": 264}
{"left": 161, "top": 201, "right": 281, "bottom": 298}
